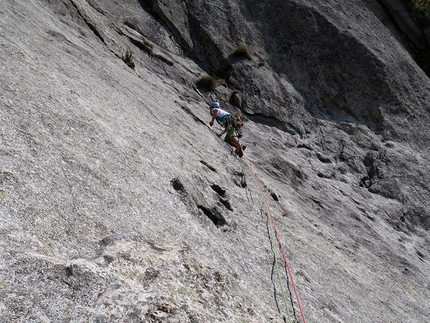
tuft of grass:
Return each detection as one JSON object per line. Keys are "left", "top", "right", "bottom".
{"left": 231, "top": 45, "right": 253, "bottom": 61}
{"left": 123, "top": 271, "right": 137, "bottom": 278}
{"left": 145, "top": 256, "right": 153, "bottom": 264}
{"left": 195, "top": 261, "right": 203, "bottom": 274}
{"left": 196, "top": 75, "right": 219, "bottom": 90}
{"left": 282, "top": 211, "right": 291, "bottom": 217}
{"left": 169, "top": 286, "right": 199, "bottom": 299}
{"left": 121, "top": 48, "right": 135, "bottom": 69}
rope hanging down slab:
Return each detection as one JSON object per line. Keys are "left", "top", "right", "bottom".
{"left": 242, "top": 151, "right": 307, "bottom": 323}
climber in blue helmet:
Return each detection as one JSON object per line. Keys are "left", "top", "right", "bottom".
{"left": 208, "top": 102, "right": 246, "bottom": 157}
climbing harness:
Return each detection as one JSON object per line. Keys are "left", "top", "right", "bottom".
{"left": 241, "top": 149, "right": 307, "bottom": 323}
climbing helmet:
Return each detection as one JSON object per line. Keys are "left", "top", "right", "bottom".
{"left": 209, "top": 102, "right": 220, "bottom": 109}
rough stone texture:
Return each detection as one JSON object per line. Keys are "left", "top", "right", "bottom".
{"left": 362, "top": 0, "right": 430, "bottom": 76}
{"left": 380, "top": 0, "right": 429, "bottom": 50}
{"left": 0, "top": 0, "right": 429, "bottom": 322}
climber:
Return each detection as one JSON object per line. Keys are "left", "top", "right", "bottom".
{"left": 208, "top": 102, "right": 246, "bottom": 157}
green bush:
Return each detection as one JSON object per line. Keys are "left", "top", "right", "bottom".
{"left": 121, "top": 48, "right": 135, "bottom": 68}
{"left": 231, "top": 45, "right": 253, "bottom": 61}
{"left": 196, "top": 75, "right": 219, "bottom": 90}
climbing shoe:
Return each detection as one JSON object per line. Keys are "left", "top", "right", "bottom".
{"left": 235, "top": 145, "right": 246, "bottom": 158}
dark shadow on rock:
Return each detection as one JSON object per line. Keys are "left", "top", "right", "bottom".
{"left": 244, "top": 112, "right": 303, "bottom": 137}
{"left": 211, "top": 184, "right": 226, "bottom": 196}
{"left": 136, "top": 0, "right": 158, "bottom": 19}
{"left": 219, "top": 198, "right": 233, "bottom": 211}
{"left": 271, "top": 192, "right": 279, "bottom": 201}
{"left": 99, "top": 233, "right": 124, "bottom": 246}
{"left": 171, "top": 177, "right": 185, "bottom": 192}
{"left": 233, "top": 171, "right": 247, "bottom": 188}
{"left": 198, "top": 205, "right": 226, "bottom": 227}
{"left": 200, "top": 160, "right": 217, "bottom": 172}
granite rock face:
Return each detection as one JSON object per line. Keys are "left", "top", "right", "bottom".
{"left": 0, "top": 0, "right": 429, "bottom": 322}
{"left": 362, "top": 0, "right": 430, "bottom": 76}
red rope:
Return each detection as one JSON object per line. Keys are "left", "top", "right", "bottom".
{"left": 244, "top": 154, "right": 307, "bottom": 323}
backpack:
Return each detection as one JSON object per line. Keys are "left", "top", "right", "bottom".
{"left": 223, "top": 115, "right": 235, "bottom": 130}
{"left": 224, "top": 114, "right": 243, "bottom": 137}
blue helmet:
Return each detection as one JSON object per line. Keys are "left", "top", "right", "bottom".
{"left": 209, "top": 102, "right": 220, "bottom": 109}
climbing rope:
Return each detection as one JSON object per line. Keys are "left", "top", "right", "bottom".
{"left": 267, "top": 208, "right": 294, "bottom": 323}
{"left": 242, "top": 150, "right": 307, "bottom": 323}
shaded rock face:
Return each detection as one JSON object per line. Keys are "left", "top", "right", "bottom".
{"left": 151, "top": 0, "right": 430, "bottom": 226}
{"left": 0, "top": 0, "right": 429, "bottom": 323}
{"left": 362, "top": 0, "right": 430, "bottom": 76}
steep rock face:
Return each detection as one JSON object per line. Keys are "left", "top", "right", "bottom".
{"left": 380, "top": 0, "right": 429, "bottom": 50}
{"left": 150, "top": 0, "right": 430, "bottom": 228}
{"left": 0, "top": 1, "right": 429, "bottom": 323}
{"left": 362, "top": 0, "right": 430, "bottom": 75}
{"left": 152, "top": 0, "right": 428, "bottom": 132}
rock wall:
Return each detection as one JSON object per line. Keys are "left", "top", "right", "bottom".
{"left": 149, "top": 0, "right": 430, "bottom": 227}
{"left": 362, "top": 0, "right": 430, "bottom": 75}
{"left": 0, "top": 0, "right": 429, "bottom": 322}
